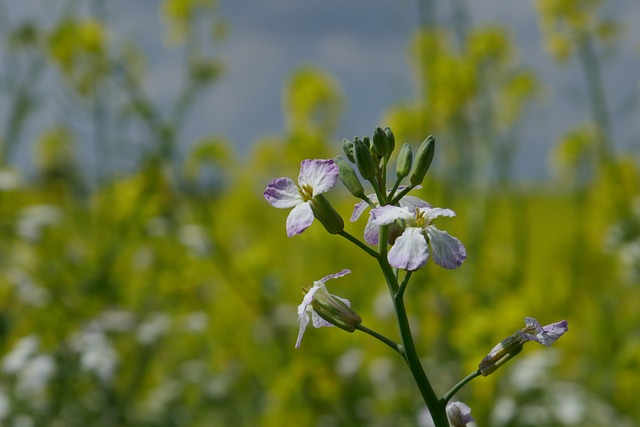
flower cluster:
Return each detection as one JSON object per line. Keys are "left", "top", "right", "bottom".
{"left": 264, "top": 126, "right": 568, "bottom": 427}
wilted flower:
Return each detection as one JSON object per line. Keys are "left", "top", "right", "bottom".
{"left": 479, "top": 317, "right": 569, "bottom": 376}
{"left": 369, "top": 205, "right": 466, "bottom": 270}
{"left": 296, "top": 269, "right": 361, "bottom": 348}
{"left": 350, "top": 189, "right": 431, "bottom": 245}
{"left": 264, "top": 159, "right": 339, "bottom": 237}
{"left": 446, "top": 401, "right": 474, "bottom": 427}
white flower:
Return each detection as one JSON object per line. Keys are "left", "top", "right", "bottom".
{"left": 370, "top": 205, "right": 466, "bottom": 270}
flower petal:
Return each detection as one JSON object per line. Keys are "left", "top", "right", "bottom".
{"left": 295, "top": 310, "right": 310, "bottom": 348}
{"left": 420, "top": 207, "right": 456, "bottom": 222}
{"left": 298, "top": 159, "right": 338, "bottom": 196}
{"left": 446, "top": 401, "right": 474, "bottom": 427}
{"left": 363, "top": 215, "right": 379, "bottom": 245}
{"left": 370, "top": 205, "right": 414, "bottom": 226}
{"left": 350, "top": 200, "right": 371, "bottom": 222}
{"left": 522, "top": 317, "right": 569, "bottom": 346}
{"left": 311, "top": 311, "right": 334, "bottom": 328}
{"left": 398, "top": 195, "right": 432, "bottom": 211}
{"left": 317, "top": 269, "right": 351, "bottom": 284}
{"left": 286, "top": 202, "right": 314, "bottom": 237}
{"left": 388, "top": 227, "right": 429, "bottom": 271}
{"left": 264, "top": 177, "right": 303, "bottom": 208}
{"left": 425, "top": 226, "right": 466, "bottom": 269}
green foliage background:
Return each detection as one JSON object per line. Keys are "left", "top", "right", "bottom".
{"left": 0, "top": 1, "right": 639, "bottom": 426}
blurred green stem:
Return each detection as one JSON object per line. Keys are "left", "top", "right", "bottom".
{"left": 576, "top": 32, "right": 628, "bottom": 215}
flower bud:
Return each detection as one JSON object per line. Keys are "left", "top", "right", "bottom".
{"left": 446, "top": 402, "right": 474, "bottom": 427}
{"left": 409, "top": 135, "right": 435, "bottom": 186}
{"left": 310, "top": 194, "right": 344, "bottom": 234}
{"left": 478, "top": 334, "right": 524, "bottom": 376}
{"left": 372, "top": 127, "right": 390, "bottom": 158}
{"left": 477, "top": 317, "right": 567, "bottom": 376}
{"left": 354, "top": 137, "right": 376, "bottom": 181}
{"left": 334, "top": 155, "right": 365, "bottom": 198}
{"left": 309, "top": 285, "right": 362, "bottom": 333}
{"left": 342, "top": 138, "right": 355, "bottom": 163}
{"left": 384, "top": 126, "right": 396, "bottom": 154}
{"left": 395, "top": 143, "right": 413, "bottom": 179}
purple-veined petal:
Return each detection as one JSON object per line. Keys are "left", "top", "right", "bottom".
{"left": 350, "top": 200, "right": 371, "bottom": 222}
{"left": 446, "top": 401, "right": 474, "bottom": 427}
{"left": 286, "top": 202, "right": 314, "bottom": 237}
{"left": 295, "top": 310, "right": 310, "bottom": 348}
{"left": 298, "top": 159, "right": 338, "bottom": 196}
{"left": 296, "top": 283, "right": 332, "bottom": 347}
{"left": 311, "top": 311, "right": 334, "bottom": 328}
{"left": 521, "top": 317, "right": 569, "bottom": 346}
{"left": 370, "top": 205, "right": 414, "bottom": 226}
{"left": 296, "top": 286, "right": 316, "bottom": 349}
{"left": 363, "top": 215, "right": 379, "bottom": 245}
{"left": 388, "top": 227, "right": 429, "bottom": 271}
{"left": 399, "top": 195, "right": 432, "bottom": 211}
{"left": 425, "top": 226, "right": 466, "bottom": 269}
{"left": 420, "top": 207, "right": 456, "bottom": 223}
{"left": 317, "top": 269, "right": 351, "bottom": 284}
{"left": 264, "top": 177, "right": 303, "bottom": 208}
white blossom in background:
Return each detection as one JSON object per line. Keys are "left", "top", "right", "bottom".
{"left": 0, "top": 389, "right": 10, "bottom": 421}
{"left": 6, "top": 268, "right": 51, "bottom": 307}
{"left": 137, "top": 313, "right": 172, "bottom": 345}
{"left": 2, "top": 336, "right": 39, "bottom": 374}
{"left": 0, "top": 168, "right": 22, "bottom": 190}
{"left": 179, "top": 224, "right": 210, "bottom": 256}
{"left": 72, "top": 331, "right": 118, "bottom": 384}
{"left": 12, "top": 414, "right": 34, "bottom": 427}
{"left": 181, "top": 311, "right": 209, "bottom": 333}
{"left": 16, "top": 354, "right": 55, "bottom": 398}
{"left": 16, "top": 205, "right": 62, "bottom": 242}
{"left": 90, "top": 310, "right": 136, "bottom": 333}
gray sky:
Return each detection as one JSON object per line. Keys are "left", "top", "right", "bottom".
{"left": 3, "top": 0, "right": 639, "bottom": 180}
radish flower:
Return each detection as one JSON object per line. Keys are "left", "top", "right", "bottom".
{"left": 264, "top": 159, "right": 338, "bottom": 237}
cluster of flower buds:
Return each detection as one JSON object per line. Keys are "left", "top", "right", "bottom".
{"left": 337, "top": 127, "right": 436, "bottom": 199}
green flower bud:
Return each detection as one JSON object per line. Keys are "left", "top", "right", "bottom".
{"left": 409, "top": 135, "right": 435, "bottom": 186}
{"left": 310, "top": 194, "right": 344, "bottom": 234}
{"left": 306, "top": 284, "right": 362, "bottom": 333}
{"left": 384, "top": 126, "right": 396, "bottom": 154}
{"left": 342, "top": 138, "right": 355, "bottom": 163}
{"left": 478, "top": 335, "right": 524, "bottom": 376}
{"left": 396, "top": 143, "right": 413, "bottom": 179}
{"left": 334, "top": 155, "right": 365, "bottom": 198}
{"left": 372, "top": 127, "right": 390, "bottom": 158}
{"left": 354, "top": 137, "right": 376, "bottom": 181}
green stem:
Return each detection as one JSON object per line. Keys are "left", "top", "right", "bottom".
{"left": 338, "top": 230, "right": 378, "bottom": 258}
{"left": 396, "top": 271, "right": 412, "bottom": 300}
{"left": 388, "top": 176, "right": 403, "bottom": 201}
{"left": 390, "top": 184, "right": 416, "bottom": 205}
{"left": 441, "top": 370, "right": 481, "bottom": 405}
{"left": 355, "top": 323, "right": 402, "bottom": 354}
{"left": 376, "top": 226, "right": 448, "bottom": 426}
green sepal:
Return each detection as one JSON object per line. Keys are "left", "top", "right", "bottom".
{"left": 310, "top": 194, "right": 344, "bottom": 235}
